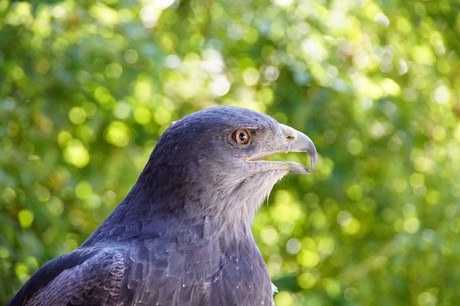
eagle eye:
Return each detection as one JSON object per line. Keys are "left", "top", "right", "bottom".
{"left": 232, "top": 129, "right": 251, "bottom": 145}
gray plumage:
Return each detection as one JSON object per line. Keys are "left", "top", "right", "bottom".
{"left": 8, "top": 106, "right": 317, "bottom": 306}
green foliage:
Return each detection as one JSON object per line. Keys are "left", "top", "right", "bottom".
{"left": 1, "top": 0, "right": 459, "bottom": 304}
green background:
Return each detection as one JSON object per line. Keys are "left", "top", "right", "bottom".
{"left": 1, "top": 0, "right": 459, "bottom": 305}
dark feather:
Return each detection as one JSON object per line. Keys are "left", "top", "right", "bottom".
{"left": 8, "top": 248, "right": 131, "bottom": 306}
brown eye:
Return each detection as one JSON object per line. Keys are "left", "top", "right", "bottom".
{"left": 232, "top": 129, "right": 251, "bottom": 145}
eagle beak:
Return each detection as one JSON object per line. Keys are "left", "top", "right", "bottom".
{"left": 245, "top": 124, "right": 317, "bottom": 175}
{"left": 279, "top": 124, "right": 317, "bottom": 174}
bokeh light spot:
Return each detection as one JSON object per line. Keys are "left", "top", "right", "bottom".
{"left": 75, "top": 181, "right": 93, "bottom": 200}
{"left": 105, "top": 121, "right": 131, "bottom": 147}
{"left": 113, "top": 101, "right": 131, "bottom": 119}
{"left": 124, "top": 49, "right": 139, "bottom": 64}
{"left": 154, "top": 107, "right": 172, "bottom": 125}
{"left": 286, "top": 238, "right": 301, "bottom": 254}
{"left": 134, "top": 106, "right": 152, "bottom": 125}
{"left": 260, "top": 226, "right": 279, "bottom": 246}
{"left": 64, "top": 140, "right": 90, "bottom": 168}
{"left": 242, "top": 67, "right": 260, "bottom": 86}
{"left": 18, "top": 209, "right": 34, "bottom": 228}
{"left": 211, "top": 75, "right": 231, "bottom": 96}
{"left": 432, "top": 85, "right": 450, "bottom": 104}
{"left": 347, "top": 138, "right": 363, "bottom": 155}
{"left": 46, "top": 196, "right": 64, "bottom": 216}
{"left": 298, "top": 271, "right": 318, "bottom": 289}
{"left": 404, "top": 217, "right": 420, "bottom": 233}
{"left": 68, "top": 107, "right": 87, "bottom": 125}
{"left": 297, "top": 249, "right": 320, "bottom": 268}
{"left": 275, "top": 291, "right": 294, "bottom": 306}
{"left": 105, "top": 62, "right": 123, "bottom": 78}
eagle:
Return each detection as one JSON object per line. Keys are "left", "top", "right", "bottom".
{"left": 8, "top": 106, "right": 317, "bottom": 306}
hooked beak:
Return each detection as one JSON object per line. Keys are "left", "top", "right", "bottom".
{"left": 245, "top": 123, "right": 317, "bottom": 175}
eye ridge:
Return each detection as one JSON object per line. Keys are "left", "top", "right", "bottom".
{"left": 232, "top": 128, "right": 251, "bottom": 145}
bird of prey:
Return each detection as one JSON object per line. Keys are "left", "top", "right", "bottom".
{"left": 8, "top": 106, "right": 317, "bottom": 306}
